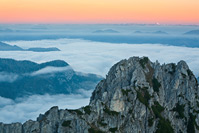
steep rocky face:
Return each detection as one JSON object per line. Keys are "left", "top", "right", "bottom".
{"left": 0, "top": 57, "right": 199, "bottom": 133}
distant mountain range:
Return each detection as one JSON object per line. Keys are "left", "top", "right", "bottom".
{"left": 184, "top": 30, "right": 199, "bottom": 35}
{"left": 153, "top": 30, "right": 168, "bottom": 34}
{"left": 0, "top": 42, "right": 60, "bottom": 52}
{"left": 0, "top": 28, "right": 14, "bottom": 33}
{"left": 0, "top": 58, "right": 102, "bottom": 99}
{"left": 134, "top": 30, "right": 168, "bottom": 35}
{"left": 0, "top": 42, "right": 24, "bottom": 51}
{"left": 93, "top": 29, "right": 119, "bottom": 33}
{"left": 27, "top": 47, "right": 60, "bottom": 52}
{"left": 0, "top": 28, "right": 34, "bottom": 33}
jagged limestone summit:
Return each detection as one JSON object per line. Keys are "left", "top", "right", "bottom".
{"left": 0, "top": 57, "right": 199, "bottom": 133}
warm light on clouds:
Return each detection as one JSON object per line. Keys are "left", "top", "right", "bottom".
{"left": 0, "top": 0, "right": 198, "bottom": 24}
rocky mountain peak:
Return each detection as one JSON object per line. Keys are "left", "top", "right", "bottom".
{"left": 89, "top": 56, "right": 199, "bottom": 132}
{"left": 1, "top": 56, "right": 199, "bottom": 133}
{"left": 90, "top": 56, "right": 197, "bottom": 110}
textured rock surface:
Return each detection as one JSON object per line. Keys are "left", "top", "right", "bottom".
{"left": 1, "top": 56, "right": 199, "bottom": 133}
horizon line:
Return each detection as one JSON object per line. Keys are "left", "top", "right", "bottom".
{"left": 0, "top": 23, "right": 199, "bottom": 26}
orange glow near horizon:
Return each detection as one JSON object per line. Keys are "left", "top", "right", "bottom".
{"left": 0, "top": 0, "right": 199, "bottom": 24}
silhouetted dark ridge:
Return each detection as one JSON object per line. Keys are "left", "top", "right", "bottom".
{"left": 0, "top": 58, "right": 102, "bottom": 99}
{"left": 153, "top": 30, "right": 168, "bottom": 34}
{"left": 0, "top": 58, "right": 69, "bottom": 74}
{"left": 93, "top": 29, "right": 119, "bottom": 33}
{"left": 184, "top": 30, "right": 199, "bottom": 35}
{"left": 40, "top": 60, "right": 69, "bottom": 68}
{"left": 0, "top": 28, "right": 13, "bottom": 33}
{"left": 0, "top": 41, "right": 61, "bottom": 52}
{"left": 0, "top": 58, "right": 38, "bottom": 73}
{"left": 0, "top": 42, "right": 24, "bottom": 51}
{"left": 27, "top": 47, "right": 60, "bottom": 52}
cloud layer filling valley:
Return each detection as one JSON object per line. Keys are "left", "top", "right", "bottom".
{"left": 2, "top": 38, "right": 199, "bottom": 77}
{"left": 0, "top": 90, "right": 91, "bottom": 123}
{"left": 0, "top": 38, "right": 199, "bottom": 123}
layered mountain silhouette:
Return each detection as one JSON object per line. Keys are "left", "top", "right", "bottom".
{"left": 0, "top": 42, "right": 60, "bottom": 52}
{"left": 93, "top": 29, "right": 119, "bottom": 33}
{"left": 184, "top": 30, "right": 199, "bottom": 35}
{"left": 134, "top": 30, "right": 168, "bottom": 35}
{"left": 0, "top": 58, "right": 102, "bottom": 99}
{"left": 0, "top": 42, "right": 24, "bottom": 51}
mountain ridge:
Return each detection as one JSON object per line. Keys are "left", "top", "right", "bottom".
{"left": 93, "top": 29, "right": 119, "bottom": 33}
{"left": 0, "top": 56, "right": 199, "bottom": 133}
{"left": 0, "top": 58, "right": 69, "bottom": 73}
{"left": 0, "top": 58, "right": 102, "bottom": 99}
{"left": 184, "top": 30, "right": 199, "bottom": 35}
{"left": 0, "top": 41, "right": 60, "bottom": 52}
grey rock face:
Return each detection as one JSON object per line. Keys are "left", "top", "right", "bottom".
{"left": 1, "top": 56, "right": 199, "bottom": 133}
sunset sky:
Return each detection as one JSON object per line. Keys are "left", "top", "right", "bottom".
{"left": 0, "top": 0, "right": 199, "bottom": 24}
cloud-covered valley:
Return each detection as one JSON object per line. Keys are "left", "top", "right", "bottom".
{"left": 2, "top": 38, "right": 199, "bottom": 77}
{"left": 0, "top": 90, "right": 92, "bottom": 123}
{"left": 0, "top": 38, "right": 199, "bottom": 123}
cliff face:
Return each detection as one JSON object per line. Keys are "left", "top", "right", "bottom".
{"left": 1, "top": 57, "right": 199, "bottom": 133}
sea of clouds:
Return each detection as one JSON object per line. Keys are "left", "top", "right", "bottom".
{"left": 2, "top": 38, "right": 199, "bottom": 77}
{"left": 0, "top": 38, "right": 199, "bottom": 123}
{"left": 0, "top": 89, "right": 92, "bottom": 124}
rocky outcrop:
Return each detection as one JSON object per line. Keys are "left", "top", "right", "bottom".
{"left": 0, "top": 57, "right": 199, "bottom": 133}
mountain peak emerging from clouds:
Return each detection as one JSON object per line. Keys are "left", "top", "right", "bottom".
{"left": 0, "top": 58, "right": 102, "bottom": 99}
{"left": 0, "top": 42, "right": 60, "bottom": 52}
{"left": 184, "top": 30, "right": 199, "bottom": 35}
{"left": 93, "top": 29, "right": 119, "bottom": 33}
{"left": 1, "top": 56, "right": 199, "bottom": 133}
